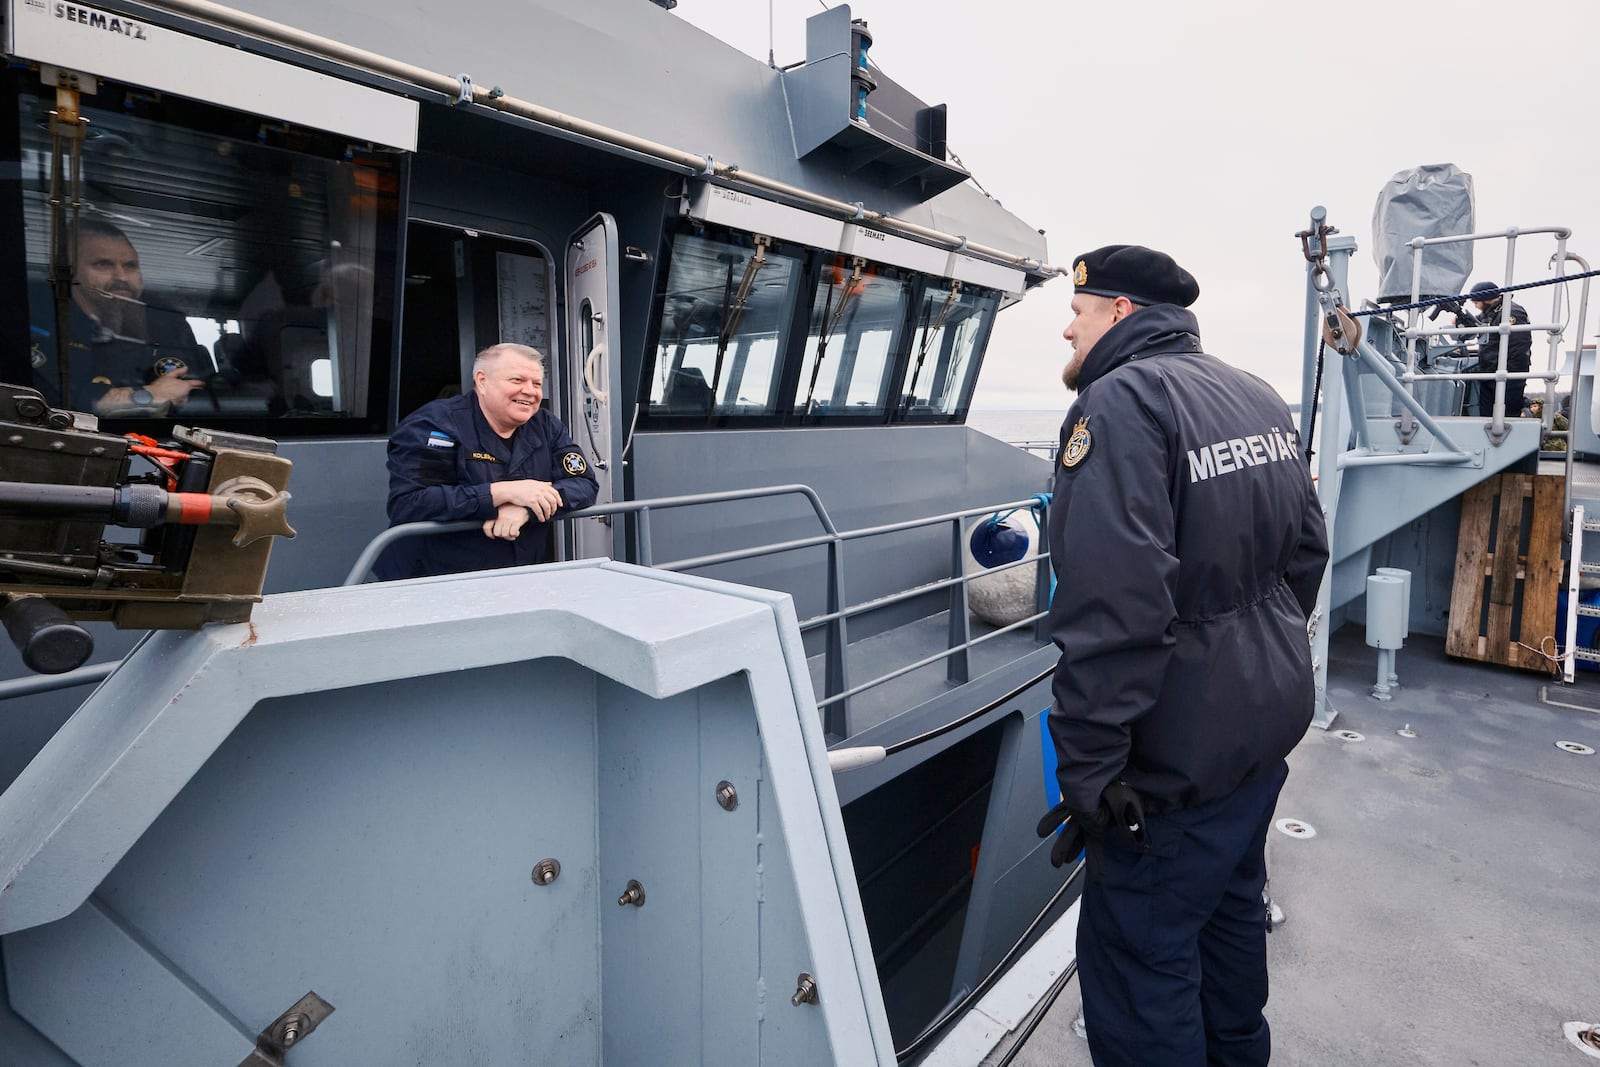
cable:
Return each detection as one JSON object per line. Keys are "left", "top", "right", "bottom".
{"left": 995, "top": 959, "right": 1079, "bottom": 1067}
{"left": 1346, "top": 268, "right": 1600, "bottom": 318}
{"left": 883, "top": 666, "right": 1051, "bottom": 757}
{"left": 1304, "top": 337, "right": 1326, "bottom": 465}
{"left": 893, "top": 859, "right": 1084, "bottom": 1062}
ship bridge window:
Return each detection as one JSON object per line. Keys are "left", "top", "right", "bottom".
{"left": 899, "top": 283, "right": 999, "bottom": 420}
{"left": 2, "top": 73, "right": 400, "bottom": 433}
{"left": 646, "top": 230, "right": 803, "bottom": 417}
{"left": 794, "top": 259, "right": 912, "bottom": 418}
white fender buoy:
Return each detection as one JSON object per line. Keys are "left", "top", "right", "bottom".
{"left": 965, "top": 509, "right": 1041, "bottom": 627}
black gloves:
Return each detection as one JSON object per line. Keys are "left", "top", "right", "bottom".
{"left": 1035, "top": 781, "right": 1148, "bottom": 869}
{"left": 1034, "top": 798, "right": 1103, "bottom": 868}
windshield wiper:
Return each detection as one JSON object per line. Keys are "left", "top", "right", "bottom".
{"left": 707, "top": 235, "right": 772, "bottom": 408}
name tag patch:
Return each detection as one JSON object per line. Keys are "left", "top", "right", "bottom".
{"left": 1186, "top": 428, "right": 1299, "bottom": 482}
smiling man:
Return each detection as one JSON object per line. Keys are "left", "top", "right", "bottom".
{"left": 375, "top": 343, "right": 598, "bottom": 580}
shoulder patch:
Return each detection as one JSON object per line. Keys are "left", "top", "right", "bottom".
{"left": 1062, "top": 416, "right": 1093, "bottom": 468}
{"left": 426, "top": 431, "right": 456, "bottom": 449}
{"left": 561, "top": 450, "right": 588, "bottom": 476}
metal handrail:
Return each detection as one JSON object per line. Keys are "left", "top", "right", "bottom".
{"left": 0, "top": 659, "right": 117, "bottom": 702}
{"left": 5, "top": 487, "right": 1053, "bottom": 724}
{"left": 1400, "top": 227, "right": 1580, "bottom": 445}
{"left": 813, "top": 610, "right": 1048, "bottom": 710}
{"left": 344, "top": 487, "right": 1053, "bottom": 737}
{"left": 341, "top": 483, "right": 835, "bottom": 584}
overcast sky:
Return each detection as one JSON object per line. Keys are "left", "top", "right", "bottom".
{"left": 671, "top": 0, "right": 1600, "bottom": 409}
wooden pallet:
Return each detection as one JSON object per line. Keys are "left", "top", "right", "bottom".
{"left": 1446, "top": 473, "right": 1565, "bottom": 671}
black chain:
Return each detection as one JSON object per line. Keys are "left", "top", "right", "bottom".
{"left": 1347, "top": 267, "right": 1600, "bottom": 318}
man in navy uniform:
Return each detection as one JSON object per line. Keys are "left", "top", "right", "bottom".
{"left": 1036, "top": 245, "right": 1328, "bottom": 1066}
{"left": 1454, "top": 279, "right": 1532, "bottom": 418}
{"left": 375, "top": 343, "right": 598, "bottom": 580}
{"left": 31, "top": 218, "right": 207, "bottom": 417}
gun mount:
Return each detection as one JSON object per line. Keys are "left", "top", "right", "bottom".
{"left": 0, "top": 383, "right": 294, "bottom": 674}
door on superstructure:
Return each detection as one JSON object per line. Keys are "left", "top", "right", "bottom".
{"left": 397, "top": 224, "right": 556, "bottom": 417}
{"left": 564, "top": 214, "right": 623, "bottom": 560}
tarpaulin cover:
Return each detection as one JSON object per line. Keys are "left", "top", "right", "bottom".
{"left": 1372, "top": 164, "right": 1476, "bottom": 303}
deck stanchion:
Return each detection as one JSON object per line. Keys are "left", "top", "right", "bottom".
{"left": 947, "top": 519, "right": 971, "bottom": 685}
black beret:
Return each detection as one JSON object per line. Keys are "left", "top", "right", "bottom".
{"left": 1071, "top": 244, "right": 1200, "bottom": 308}
{"left": 1468, "top": 280, "right": 1500, "bottom": 300}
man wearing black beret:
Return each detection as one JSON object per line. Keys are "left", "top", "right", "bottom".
{"left": 1036, "top": 244, "right": 1328, "bottom": 1066}
{"left": 1453, "top": 280, "right": 1532, "bottom": 418}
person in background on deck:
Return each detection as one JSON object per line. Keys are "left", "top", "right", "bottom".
{"left": 374, "top": 343, "right": 598, "bottom": 580}
{"left": 1035, "top": 245, "right": 1328, "bottom": 1067}
{"left": 31, "top": 218, "right": 206, "bottom": 417}
{"left": 1454, "top": 280, "right": 1532, "bottom": 418}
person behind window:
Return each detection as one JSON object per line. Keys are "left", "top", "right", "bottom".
{"left": 374, "top": 343, "right": 598, "bottom": 580}
{"left": 32, "top": 218, "right": 206, "bottom": 417}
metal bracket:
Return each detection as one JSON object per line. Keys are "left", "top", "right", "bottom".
{"left": 237, "top": 991, "right": 334, "bottom": 1067}
{"left": 451, "top": 73, "right": 473, "bottom": 105}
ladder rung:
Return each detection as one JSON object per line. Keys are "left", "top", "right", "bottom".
{"left": 1577, "top": 605, "right": 1600, "bottom": 617}
{"left": 1579, "top": 563, "right": 1600, "bottom": 574}
{"left": 1574, "top": 648, "right": 1600, "bottom": 663}
{"left": 1583, "top": 521, "right": 1600, "bottom": 532}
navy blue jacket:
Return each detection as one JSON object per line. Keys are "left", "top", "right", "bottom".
{"left": 1461, "top": 297, "right": 1532, "bottom": 372}
{"left": 29, "top": 289, "right": 203, "bottom": 411}
{"left": 1046, "top": 305, "right": 1328, "bottom": 815}
{"left": 375, "top": 391, "right": 598, "bottom": 580}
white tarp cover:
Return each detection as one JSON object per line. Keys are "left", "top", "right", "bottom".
{"left": 1372, "top": 164, "right": 1475, "bottom": 303}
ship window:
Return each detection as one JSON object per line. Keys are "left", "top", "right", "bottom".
{"left": 900, "top": 283, "right": 999, "bottom": 419}
{"left": 794, "top": 260, "right": 912, "bottom": 417}
{"left": 4, "top": 73, "right": 400, "bottom": 433}
{"left": 646, "top": 231, "right": 803, "bottom": 417}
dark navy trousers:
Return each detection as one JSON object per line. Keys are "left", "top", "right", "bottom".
{"left": 1077, "top": 760, "right": 1289, "bottom": 1067}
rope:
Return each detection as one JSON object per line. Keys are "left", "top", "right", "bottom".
{"left": 1515, "top": 635, "right": 1565, "bottom": 678}
{"left": 1304, "top": 337, "right": 1326, "bottom": 464}
{"left": 1347, "top": 267, "right": 1600, "bottom": 318}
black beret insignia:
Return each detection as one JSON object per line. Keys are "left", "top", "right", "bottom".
{"left": 1071, "top": 244, "right": 1200, "bottom": 308}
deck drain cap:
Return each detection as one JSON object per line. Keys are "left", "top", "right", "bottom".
{"left": 1274, "top": 818, "right": 1316, "bottom": 839}
{"left": 1562, "top": 1022, "right": 1600, "bottom": 1059}
{"left": 1556, "top": 740, "right": 1595, "bottom": 755}
{"left": 1333, "top": 730, "right": 1365, "bottom": 742}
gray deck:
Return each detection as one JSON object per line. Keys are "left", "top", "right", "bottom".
{"left": 982, "top": 626, "right": 1600, "bottom": 1066}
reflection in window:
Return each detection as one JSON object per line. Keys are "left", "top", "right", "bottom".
{"left": 648, "top": 232, "right": 802, "bottom": 416}
{"left": 15, "top": 80, "right": 397, "bottom": 423}
{"left": 901, "top": 283, "right": 998, "bottom": 417}
{"left": 795, "top": 260, "right": 911, "bottom": 417}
